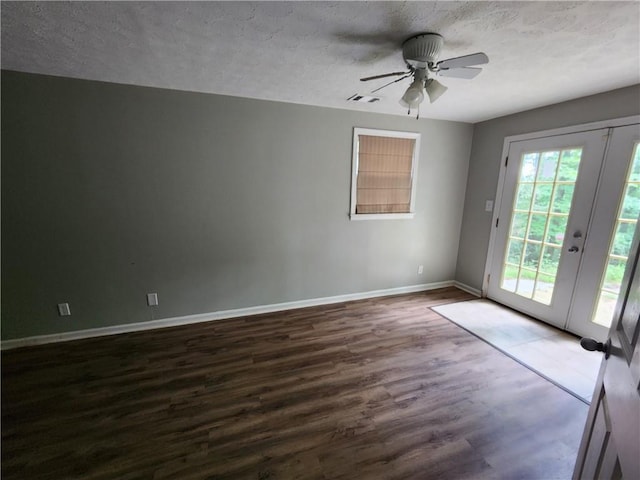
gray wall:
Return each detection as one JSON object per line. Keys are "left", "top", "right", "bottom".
{"left": 455, "top": 85, "right": 640, "bottom": 291}
{"left": 1, "top": 71, "right": 473, "bottom": 340}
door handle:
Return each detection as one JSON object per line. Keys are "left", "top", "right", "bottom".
{"left": 568, "top": 246, "right": 580, "bottom": 253}
{"left": 580, "top": 337, "right": 611, "bottom": 359}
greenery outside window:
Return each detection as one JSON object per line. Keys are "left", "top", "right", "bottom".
{"left": 592, "top": 142, "right": 640, "bottom": 327}
{"left": 350, "top": 128, "right": 421, "bottom": 220}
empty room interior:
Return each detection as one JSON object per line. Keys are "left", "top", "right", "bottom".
{"left": 2, "top": 2, "right": 640, "bottom": 479}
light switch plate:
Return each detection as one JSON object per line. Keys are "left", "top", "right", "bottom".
{"left": 485, "top": 200, "right": 494, "bottom": 212}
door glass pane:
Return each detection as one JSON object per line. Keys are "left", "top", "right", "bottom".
{"left": 507, "top": 239, "right": 524, "bottom": 263}
{"left": 612, "top": 221, "right": 636, "bottom": 257}
{"left": 516, "top": 269, "right": 536, "bottom": 296}
{"left": 537, "top": 152, "right": 560, "bottom": 181}
{"left": 541, "top": 246, "right": 561, "bottom": 276}
{"left": 593, "top": 291, "right": 618, "bottom": 329}
{"left": 515, "top": 184, "right": 534, "bottom": 210}
{"left": 551, "top": 185, "right": 575, "bottom": 214}
{"left": 528, "top": 214, "right": 547, "bottom": 241}
{"left": 557, "top": 149, "right": 582, "bottom": 181}
{"left": 534, "top": 273, "right": 556, "bottom": 304}
{"left": 510, "top": 212, "right": 529, "bottom": 238}
{"left": 520, "top": 153, "right": 539, "bottom": 182}
{"left": 524, "top": 242, "right": 541, "bottom": 269}
{"left": 593, "top": 142, "right": 640, "bottom": 327}
{"left": 546, "top": 215, "right": 568, "bottom": 245}
{"left": 620, "top": 184, "right": 640, "bottom": 220}
{"left": 532, "top": 184, "right": 553, "bottom": 212}
{"left": 501, "top": 147, "right": 583, "bottom": 304}
{"left": 602, "top": 258, "right": 626, "bottom": 294}
{"left": 502, "top": 264, "right": 519, "bottom": 292}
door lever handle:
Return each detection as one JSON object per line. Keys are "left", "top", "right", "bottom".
{"left": 580, "top": 337, "right": 611, "bottom": 359}
{"left": 568, "top": 246, "right": 580, "bottom": 253}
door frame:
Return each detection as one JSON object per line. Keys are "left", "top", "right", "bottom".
{"left": 482, "top": 116, "right": 640, "bottom": 309}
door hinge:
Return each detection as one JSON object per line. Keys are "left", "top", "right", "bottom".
{"left": 505, "top": 156, "right": 509, "bottom": 167}
{"left": 487, "top": 274, "right": 491, "bottom": 284}
{"left": 496, "top": 218, "right": 499, "bottom": 227}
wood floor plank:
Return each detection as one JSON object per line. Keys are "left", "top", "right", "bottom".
{"left": 2, "top": 287, "right": 588, "bottom": 479}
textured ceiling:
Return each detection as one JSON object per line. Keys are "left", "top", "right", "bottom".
{"left": 2, "top": 1, "right": 639, "bottom": 123}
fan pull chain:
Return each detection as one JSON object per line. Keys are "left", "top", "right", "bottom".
{"left": 406, "top": 106, "right": 420, "bottom": 120}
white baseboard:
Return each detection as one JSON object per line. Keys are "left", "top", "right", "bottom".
{"left": 2, "top": 280, "right": 456, "bottom": 350}
{"left": 453, "top": 281, "right": 482, "bottom": 297}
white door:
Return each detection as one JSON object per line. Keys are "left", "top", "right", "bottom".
{"left": 488, "top": 130, "right": 609, "bottom": 329}
{"left": 488, "top": 124, "right": 640, "bottom": 338}
{"left": 573, "top": 214, "right": 640, "bottom": 480}
{"left": 569, "top": 125, "right": 640, "bottom": 339}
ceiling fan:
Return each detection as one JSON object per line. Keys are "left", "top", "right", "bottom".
{"left": 360, "top": 33, "right": 488, "bottom": 117}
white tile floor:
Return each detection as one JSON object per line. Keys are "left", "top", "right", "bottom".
{"left": 432, "top": 299, "right": 602, "bottom": 403}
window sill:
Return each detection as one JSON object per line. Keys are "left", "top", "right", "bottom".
{"left": 349, "top": 213, "right": 415, "bottom": 221}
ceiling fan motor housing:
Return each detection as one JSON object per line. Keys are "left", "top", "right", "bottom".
{"left": 402, "top": 33, "right": 444, "bottom": 69}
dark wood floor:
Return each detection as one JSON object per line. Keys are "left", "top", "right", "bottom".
{"left": 2, "top": 287, "right": 588, "bottom": 479}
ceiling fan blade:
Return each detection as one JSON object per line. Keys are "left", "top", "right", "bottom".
{"left": 436, "top": 52, "right": 489, "bottom": 70}
{"left": 370, "top": 74, "right": 412, "bottom": 93}
{"left": 360, "top": 71, "right": 410, "bottom": 82}
{"left": 437, "top": 67, "right": 482, "bottom": 79}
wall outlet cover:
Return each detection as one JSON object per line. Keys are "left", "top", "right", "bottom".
{"left": 57, "top": 303, "right": 71, "bottom": 316}
{"left": 147, "top": 293, "right": 158, "bottom": 306}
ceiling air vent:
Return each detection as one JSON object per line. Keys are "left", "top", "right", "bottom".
{"left": 347, "top": 94, "right": 380, "bottom": 103}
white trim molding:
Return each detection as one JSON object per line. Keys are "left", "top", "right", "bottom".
{"left": 349, "top": 213, "right": 415, "bottom": 221}
{"left": 2, "top": 280, "right": 458, "bottom": 350}
{"left": 453, "top": 281, "right": 482, "bottom": 297}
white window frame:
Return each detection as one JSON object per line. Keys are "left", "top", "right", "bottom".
{"left": 350, "top": 127, "right": 421, "bottom": 220}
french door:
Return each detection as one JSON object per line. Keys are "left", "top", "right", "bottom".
{"left": 568, "top": 124, "right": 640, "bottom": 338}
{"left": 488, "top": 123, "right": 640, "bottom": 339}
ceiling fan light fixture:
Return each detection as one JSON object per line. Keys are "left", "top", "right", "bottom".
{"left": 399, "top": 77, "right": 425, "bottom": 108}
{"left": 425, "top": 78, "right": 448, "bottom": 103}
{"left": 360, "top": 32, "right": 487, "bottom": 113}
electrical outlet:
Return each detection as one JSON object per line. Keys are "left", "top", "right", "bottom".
{"left": 417, "top": 265, "right": 424, "bottom": 275}
{"left": 57, "top": 303, "right": 71, "bottom": 316}
{"left": 147, "top": 293, "right": 158, "bottom": 306}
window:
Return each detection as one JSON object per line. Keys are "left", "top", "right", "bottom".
{"left": 350, "top": 128, "right": 421, "bottom": 220}
{"left": 592, "top": 141, "right": 640, "bottom": 327}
